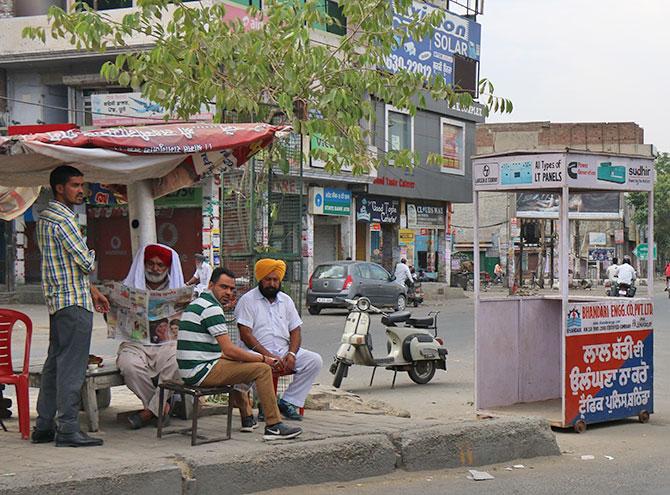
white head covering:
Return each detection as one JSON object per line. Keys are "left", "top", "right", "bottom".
{"left": 123, "top": 243, "right": 185, "bottom": 289}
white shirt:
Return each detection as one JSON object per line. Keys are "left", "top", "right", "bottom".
{"left": 394, "top": 262, "right": 413, "bottom": 286}
{"left": 606, "top": 264, "right": 619, "bottom": 282}
{"left": 616, "top": 263, "right": 636, "bottom": 285}
{"left": 234, "top": 286, "right": 303, "bottom": 354}
{"left": 193, "top": 262, "right": 213, "bottom": 293}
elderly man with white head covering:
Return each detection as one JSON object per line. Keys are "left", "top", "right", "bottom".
{"left": 235, "top": 258, "right": 323, "bottom": 421}
{"left": 117, "top": 243, "right": 187, "bottom": 429}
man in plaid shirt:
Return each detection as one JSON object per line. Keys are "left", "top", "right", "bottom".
{"left": 31, "top": 165, "right": 110, "bottom": 448}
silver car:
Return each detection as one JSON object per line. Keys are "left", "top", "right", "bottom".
{"left": 306, "top": 261, "right": 407, "bottom": 315}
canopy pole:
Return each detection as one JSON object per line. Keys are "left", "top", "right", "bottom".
{"left": 127, "top": 180, "right": 157, "bottom": 255}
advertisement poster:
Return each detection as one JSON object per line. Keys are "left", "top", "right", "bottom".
{"left": 516, "top": 192, "right": 621, "bottom": 220}
{"left": 105, "top": 282, "right": 194, "bottom": 345}
{"left": 565, "top": 301, "right": 653, "bottom": 426}
{"left": 399, "top": 229, "right": 416, "bottom": 263}
{"left": 440, "top": 119, "right": 464, "bottom": 175}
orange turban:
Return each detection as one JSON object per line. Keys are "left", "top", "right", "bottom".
{"left": 255, "top": 258, "right": 286, "bottom": 282}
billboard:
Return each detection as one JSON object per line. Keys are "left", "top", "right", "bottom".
{"left": 384, "top": 0, "right": 481, "bottom": 84}
{"left": 516, "top": 192, "right": 622, "bottom": 220}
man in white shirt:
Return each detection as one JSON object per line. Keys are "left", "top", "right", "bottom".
{"left": 616, "top": 256, "right": 637, "bottom": 287}
{"left": 394, "top": 258, "right": 413, "bottom": 288}
{"left": 606, "top": 257, "right": 619, "bottom": 283}
{"left": 235, "top": 258, "right": 323, "bottom": 421}
{"left": 186, "top": 253, "right": 213, "bottom": 296}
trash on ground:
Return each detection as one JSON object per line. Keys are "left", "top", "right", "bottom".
{"left": 505, "top": 467, "right": 514, "bottom": 471}
{"left": 604, "top": 455, "right": 615, "bottom": 460}
{"left": 513, "top": 464, "right": 526, "bottom": 469}
{"left": 467, "top": 469, "right": 495, "bottom": 481}
{"left": 580, "top": 455, "right": 595, "bottom": 460}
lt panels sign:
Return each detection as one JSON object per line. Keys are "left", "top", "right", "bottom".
{"left": 309, "top": 187, "right": 351, "bottom": 216}
{"left": 473, "top": 153, "right": 654, "bottom": 192}
{"left": 356, "top": 196, "right": 400, "bottom": 224}
{"left": 385, "top": 1, "right": 481, "bottom": 84}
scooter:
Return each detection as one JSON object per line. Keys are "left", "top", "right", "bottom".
{"left": 406, "top": 280, "right": 424, "bottom": 307}
{"left": 329, "top": 297, "right": 447, "bottom": 388}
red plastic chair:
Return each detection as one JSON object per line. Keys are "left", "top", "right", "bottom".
{"left": 0, "top": 310, "right": 33, "bottom": 440}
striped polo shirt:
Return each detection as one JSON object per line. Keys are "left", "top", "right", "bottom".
{"left": 177, "top": 291, "right": 229, "bottom": 386}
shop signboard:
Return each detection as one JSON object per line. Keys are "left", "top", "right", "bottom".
{"left": 384, "top": 0, "right": 481, "bottom": 85}
{"left": 356, "top": 196, "right": 399, "bottom": 224}
{"left": 565, "top": 301, "right": 653, "bottom": 427}
{"left": 309, "top": 187, "right": 351, "bottom": 216}
{"left": 407, "top": 203, "right": 445, "bottom": 228}
{"left": 588, "top": 232, "right": 607, "bottom": 246}
{"left": 614, "top": 229, "right": 625, "bottom": 244}
{"left": 588, "top": 248, "right": 615, "bottom": 262}
{"left": 310, "top": 134, "right": 352, "bottom": 172}
{"left": 474, "top": 153, "right": 654, "bottom": 193}
{"left": 87, "top": 184, "right": 202, "bottom": 208}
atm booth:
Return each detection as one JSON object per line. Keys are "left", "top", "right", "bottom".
{"left": 472, "top": 151, "right": 654, "bottom": 432}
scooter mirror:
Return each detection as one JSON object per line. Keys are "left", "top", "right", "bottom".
{"left": 356, "top": 297, "right": 371, "bottom": 311}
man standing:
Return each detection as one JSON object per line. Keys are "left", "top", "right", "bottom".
{"left": 117, "top": 243, "right": 185, "bottom": 429}
{"left": 32, "top": 165, "right": 109, "bottom": 447}
{"left": 394, "top": 258, "right": 413, "bottom": 288}
{"left": 235, "top": 259, "right": 322, "bottom": 420}
{"left": 186, "top": 253, "right": 213, "bottom": 296}
{"left": 178, "top": 267, "right": 302, "bottom": 440}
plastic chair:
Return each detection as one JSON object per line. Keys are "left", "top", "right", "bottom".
{"left": 0, "top": 309, "right": 33, "bottom": 440}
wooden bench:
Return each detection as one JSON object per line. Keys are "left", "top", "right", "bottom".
{"left": 26, "top": 361, "right": 125, "bottom": 433}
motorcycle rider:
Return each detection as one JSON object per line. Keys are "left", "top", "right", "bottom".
{"left": 394, "top": 258, "right": 414, "bottom": 289}
{"left": 616, "top": 256, "right": 636, "bottom": 295}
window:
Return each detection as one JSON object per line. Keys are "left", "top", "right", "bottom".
{"left": 385, "top": 105, "right": 414, "bottom": 153}
{"left": 313, "top": 264, "right": 347, "bottom": 280}
{"left": 368, "top": 263, "right": 391, "bottom": 281}
{"left": 440, "top": 117, "right": 465, "bottom": 176}
{"left": 314, "top": 0, "right": 346, "bottom": 36}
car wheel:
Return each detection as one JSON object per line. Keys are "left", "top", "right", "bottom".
{"left": 307, "top": 305, "right": 321, "bottom": 315}
{"left": 395, "top": 294, "right": 407, "bottom": 311}
{"left": 408, "top": 360, "right": 436, "bottom": 384}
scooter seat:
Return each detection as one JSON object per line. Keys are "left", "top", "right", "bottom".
{"left": 407, "top": 316, "right": 434, "bottom": 328}
{"left": 381, "top": 311, "right": 412, "bottom": 326}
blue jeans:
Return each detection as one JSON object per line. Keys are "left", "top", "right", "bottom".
{"left": 36, "top": 305, "right": 93, "bottom": 434}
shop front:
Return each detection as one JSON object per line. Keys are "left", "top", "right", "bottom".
{"left": 355, "top": 195, "right": 399, "bottom": 272}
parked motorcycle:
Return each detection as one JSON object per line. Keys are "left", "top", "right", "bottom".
{"left": 330, "top": 297, "right": 447, "bottom": 388}
{"left": 406, "top": 280, "right": 424, "bottom": 307}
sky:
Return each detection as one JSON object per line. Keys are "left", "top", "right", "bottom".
{"left": 479, "top": 0, "right": 670, "bottom": 153}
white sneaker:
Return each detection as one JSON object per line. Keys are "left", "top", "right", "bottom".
{"left": 263, "top": 422, "right": 303, "bottom": 441}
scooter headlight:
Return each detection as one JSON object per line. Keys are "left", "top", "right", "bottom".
{"left": 356, "top": 297, "right": 371, "bottom": 311}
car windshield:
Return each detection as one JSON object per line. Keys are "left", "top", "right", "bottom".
{"left": 313, "top": 264, "right": 347, "bottom": 279}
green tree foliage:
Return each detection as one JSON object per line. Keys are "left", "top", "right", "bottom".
{"left": 628, "top": 153, "right": 670, "bottom": 260}
{"left": 23, "top": 0, "right": 512, "bottom": 173}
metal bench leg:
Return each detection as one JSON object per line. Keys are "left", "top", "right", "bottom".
{"left": 226, "top": 392, "right": 233, "bottom": 440}
{"left": 157, "top": 386, "right": 165, "bottom": 439}
{"left": 191, "top": 393, "right": 199, "bottom": 446}
{"left": 82, "top": 379, "right": 99, "bottom": 432}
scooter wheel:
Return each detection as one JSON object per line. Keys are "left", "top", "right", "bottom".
{"left": 332, "top": 361, "right": 349, "bottom": 388}
{"left": 408, "top": 360, "right": 436, "bottom": 384}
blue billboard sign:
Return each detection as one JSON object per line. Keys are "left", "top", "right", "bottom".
{"left": 384, "top": 1, "right": 481, "bottom": 83}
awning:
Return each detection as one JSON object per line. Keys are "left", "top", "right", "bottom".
{"left": 0, "top": 122, "right": 289, "bottom": 220}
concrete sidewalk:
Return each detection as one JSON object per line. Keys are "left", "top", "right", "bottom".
{"left": 0, "top": 404, "right": 559, "bottom": 495}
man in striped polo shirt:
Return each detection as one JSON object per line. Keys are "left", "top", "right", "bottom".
{"left": 177, "top": 267, "right": 302, "bottom": 440}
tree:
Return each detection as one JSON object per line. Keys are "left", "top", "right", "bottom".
{"left": 628, "top": 152, "right": 670, "bottom": 261}
{"left": 23, "top": 0, "right": 512, "bottom": 173}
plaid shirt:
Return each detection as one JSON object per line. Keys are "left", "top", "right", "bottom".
{"left": 37, "top": 200, "right": 95, "bottom": 314}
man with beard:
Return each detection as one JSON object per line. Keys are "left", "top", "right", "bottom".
{"left": 117, "top": 243, "right": 186, "bottom": 429}
{"left": 235, "top": 259, "right": 323, "bottom": 420}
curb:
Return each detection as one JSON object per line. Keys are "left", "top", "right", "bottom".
{"left": 0, "top": 416, "right": 559, "bottom": 495}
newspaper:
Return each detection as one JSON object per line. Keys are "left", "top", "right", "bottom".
{"left": 104, "top": 282, "right": 194, "bottom": 345}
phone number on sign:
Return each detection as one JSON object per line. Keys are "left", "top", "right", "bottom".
{"left": 385, "top": 54, "right": 433, "bottom": 78}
